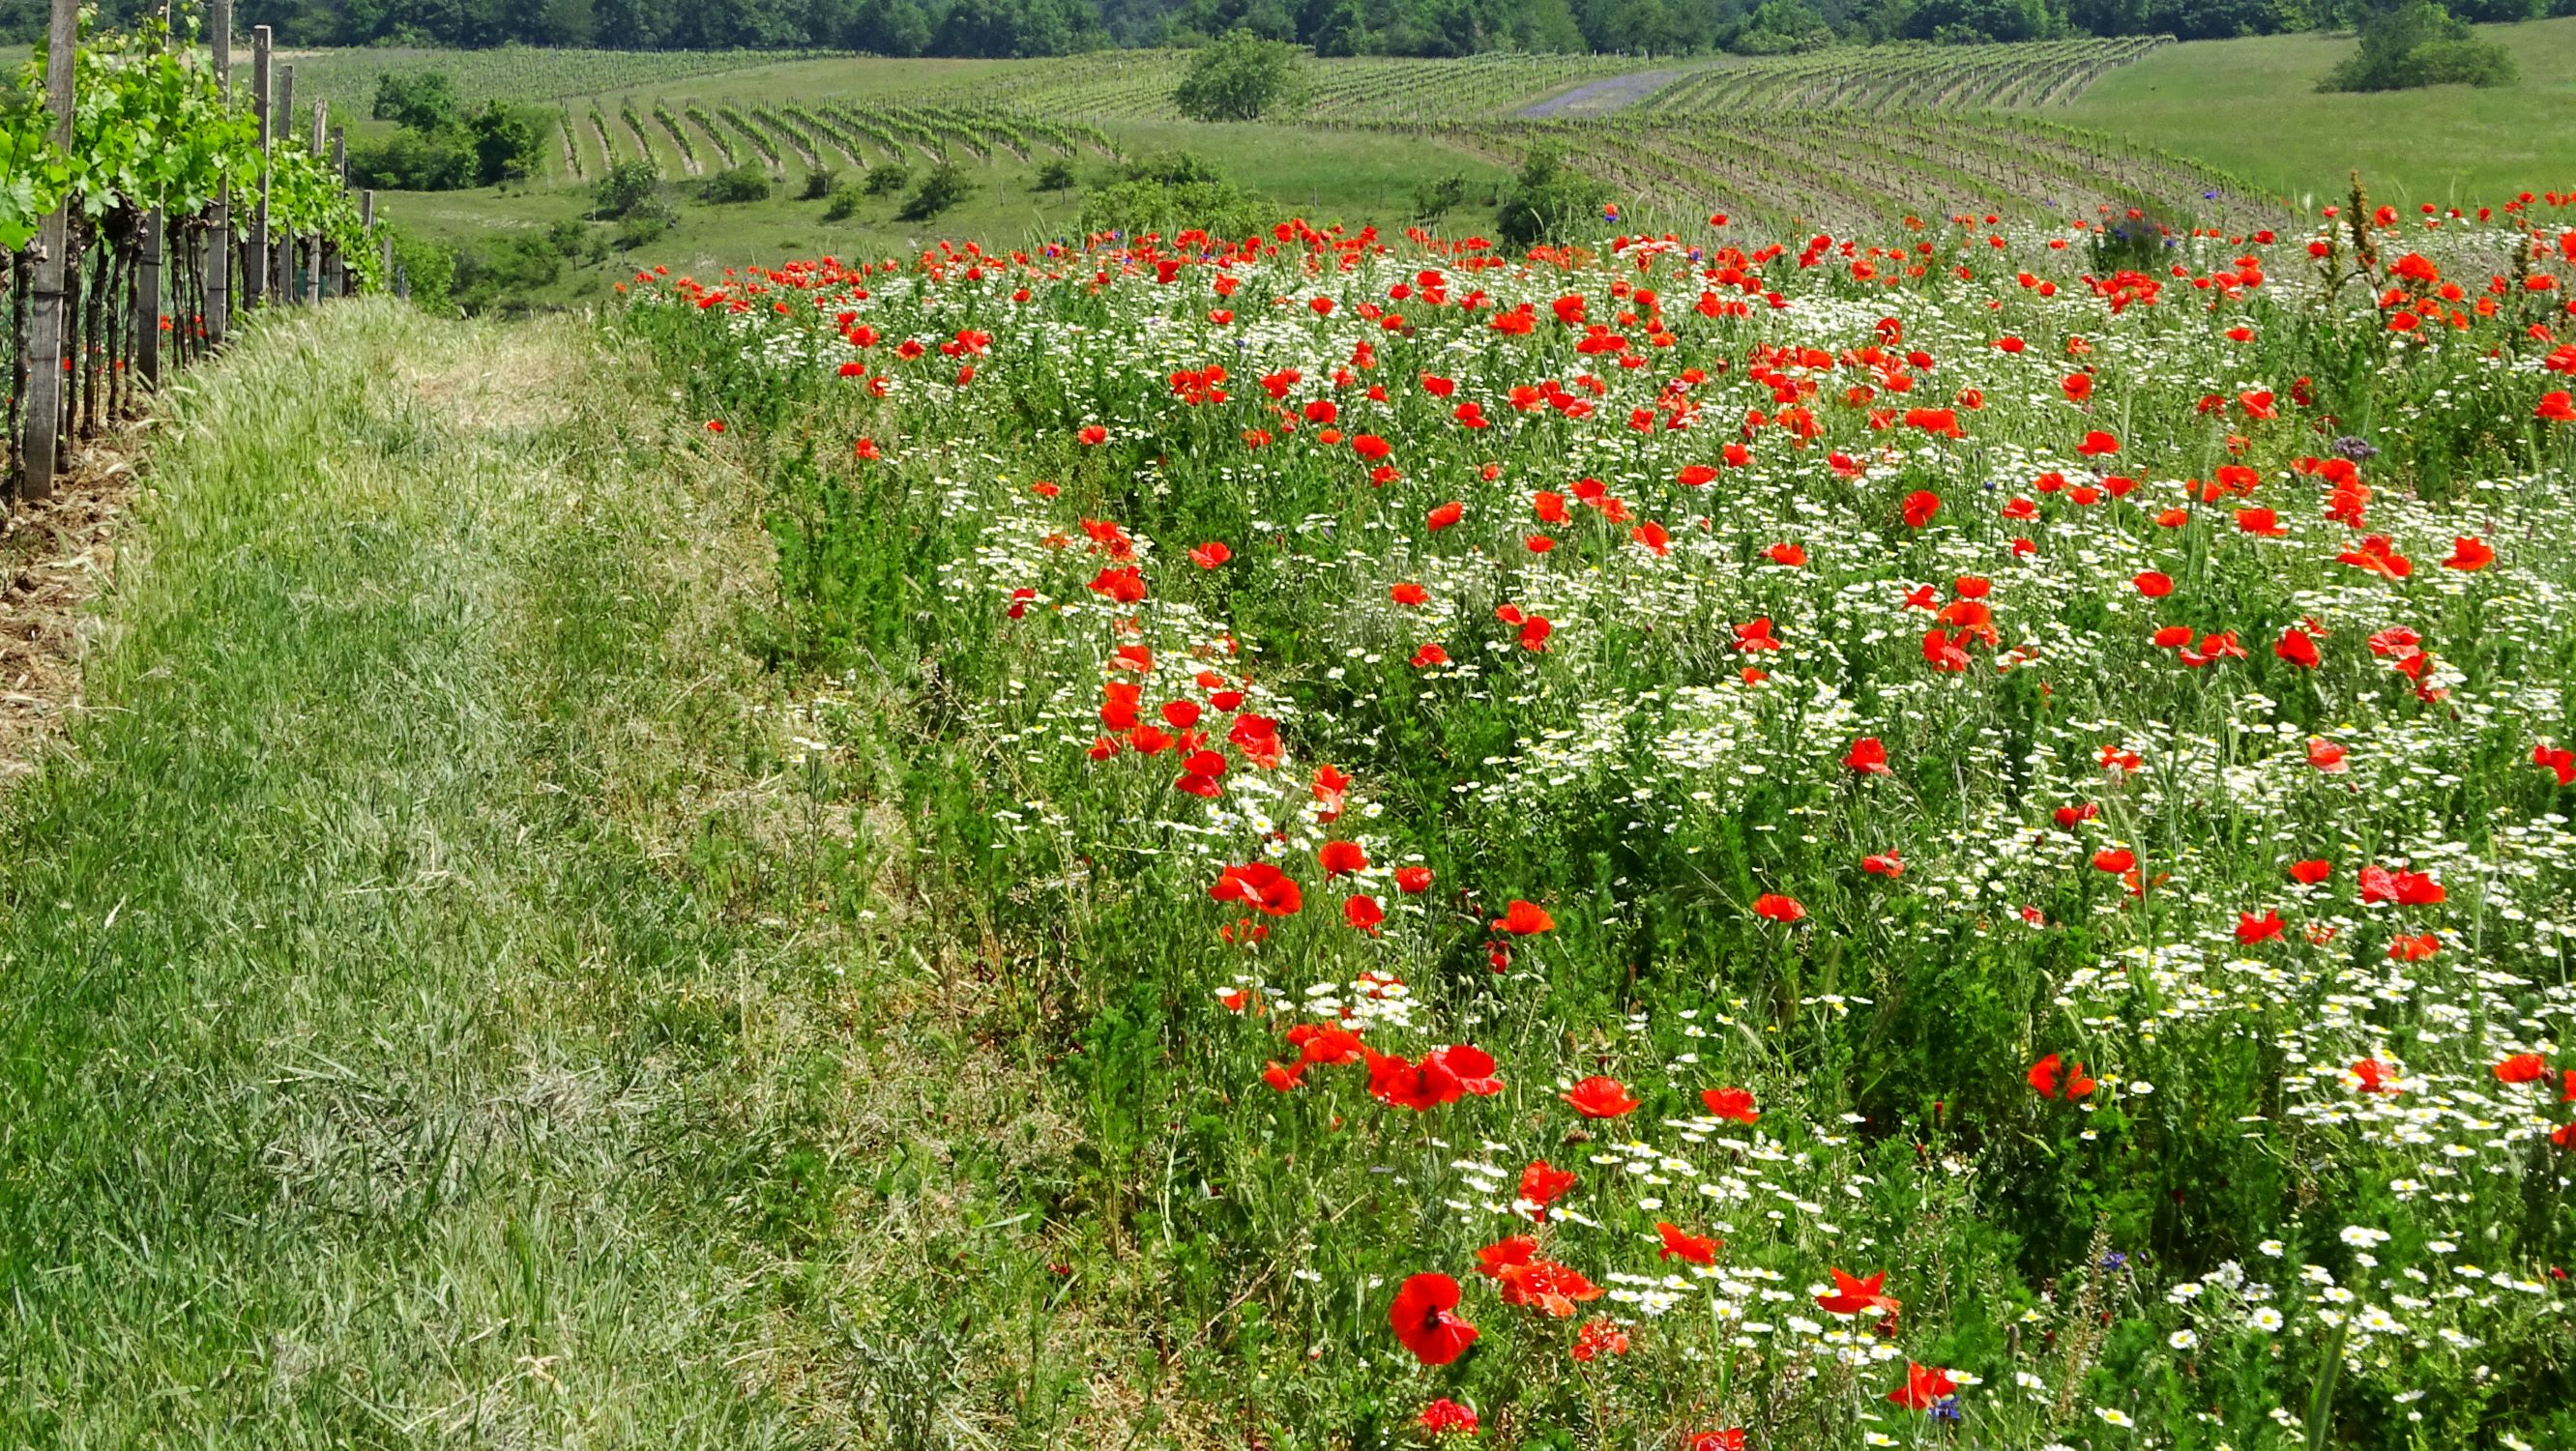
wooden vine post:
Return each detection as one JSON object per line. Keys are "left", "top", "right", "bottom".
{"left": 357, "top": 189, "right": 373, "bottom": 301}
{"left": 245, "top": 24, "right": 268, "bottom": 308}
{"left": 325, "top": 125, "right": 345, "bottom": 297}
{"left": 271, "top": 63, "right": 290, "bottom": 305}
{"left": 205, "top": 0, "right": 231, "bottom": 344}
{"left": 304, "top": 102, "right": 323, "bottom": 303}
{"left": 134, "top": 3, "right": 167, "bottom": 390}
{"left": 18, "top": 0, "right": 78, "bottom": 501}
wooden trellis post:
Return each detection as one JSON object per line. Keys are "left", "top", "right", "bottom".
{"left": 271, "top": 63, "right": 291, "bottom": 305}
{"left": 18, "top": 0, "right": 78, "bottom": 501}
{"left": 246, "top": 25, "right": 268, "bottom": 308}
{"left": 303, "top": 102, "right": 322, "bottom": 303}
{"left": 205, "top": 0, "right": 231, "bottom": 343}
{"left": 357, "top": 189, "right": 373, "bottom": 298}
{"left": 326, "top": 127, "right": 346, "bottom": 296}
{"left": 135, "top": 1, "right": 167, "bottom": 389}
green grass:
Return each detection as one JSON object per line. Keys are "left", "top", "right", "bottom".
{"left": 2066, "top": 15, "right": 2576, "bottom": 205}
{"left": 0, "top": 303, "right": 1102, "bottom": 1443}
{"left": 380, "top": 122, "right": 1512, "bottom": 305}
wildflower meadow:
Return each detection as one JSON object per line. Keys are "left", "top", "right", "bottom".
{"left": 607, "top": 189, "right": 2576, "bottom": 1448}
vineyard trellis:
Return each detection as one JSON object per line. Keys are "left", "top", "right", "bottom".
{"left": 2, "top": 0, "right": 382, "bottom": 509}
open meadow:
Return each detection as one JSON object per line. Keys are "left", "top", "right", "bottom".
{"left": 10, "top": 4, "right": 2576, "bottom": 1448}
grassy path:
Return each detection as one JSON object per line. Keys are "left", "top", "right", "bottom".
{"left": 0, "top": 305, "right": 1091, "bottom": 1446}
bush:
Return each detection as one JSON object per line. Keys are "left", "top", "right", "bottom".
{"left": 862, "top": 164, "right": 911, "bottom": 196}
{"left": 1495, "top": 146, "right": 1615, "bottom": 249}
{"left": 896, "top": 162, "right": 972, "bottom": 221}
{"left": 612, "top": 213, "right": 670, "bottom": 251}
{"left": 2322, "top": 0, "right": 2516, "bottom": 90}
{"left": 544, "top": 218, "right": 590, "bottom": 257}
{"left": 1035, "top": 158, "right": 1077, "bottom": 192}
{"left": 451, "top": 233, "right": 562, "bottom": 316}
{"left": 384, "top": 225, "right": 454, "bottom": 311}
{"left": 700, "top": 162, "right": 773, "bottom": 204}
{"left": 1078, "top": 154, "right": 1268, "bottom": 241}
{"left": 823, "top": 182, "right": 866, "bottom": 221}
{"left": 1412, "top": 173, "right": 1468, "bottom": 222}
{"left": 594, "top": 159, "right": 662, "bottom": 219}
{"left": 798, "top": 167, "right": 840, "bottom": 200}
{"left": 349, "top": 128, "right": 478, "bottom": 191}
{"left": 1172, "top": 28, "right": 1308, "bottom": 122}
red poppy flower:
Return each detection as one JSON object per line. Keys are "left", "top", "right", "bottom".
{"left": 1492, "top": 900, "right": 1554, "bottom": 935}
{"left": 1751, "top": 893, "right": 1805, "bottom": 923}
{"left": 1766, "top": 542, "right": 1806, "bottom": 566}
{"left": 1087, "top": 566, "right": 1148, "bottom": 604}
{"left": 1862, "top": 852, "right": 1904, "bottom": 878}
{"left": 1689, "top": 1433, "right": 1746, "bottom": 1451}
{"left": 1077, "top": 425, "right": 1108, "bottom": 446}
{"left": 1816, "top": 1267, "right": 1901, "bottom": 1326}
{"left": 2444, "top": 536, "right": 2494, "bottom": 571}
{"left": 1494, "top": 1258, "right": 1603, "bottom": 1318}
{"left": 2275, "top": 626, "right": 2321, "bottom": 670}
{"left": 2351, "top": 1059, "right": 2398, "bottom": 1094}
{"left": 1562, "top": 1076, "right": 1638, "bottom": 1118}
{"left": 1188, "top": 541, "right": 1231, "bottom": 568}
{"left": 2534, "top": 744, "right": 2576, "bottom": 786}
{"left": 2497, "top": 1053, "right": 2549, "bottom": 1085}
{"left": 1657, "top": 1222, "right": 1720, "bottom": 1265}
{"left": 1388, "top": 1273, "right": 1478, "bottom": 1366}
{"left": 1390, "top": 582, "right": 1429, "bottom": 606}
{"left": 1845, "top": 737, "right": 1891, "bottom": 774}
{"left": 2289, "top": 858, "right": 2333, "bottom": 885}
{"left": 1901, "top": 490, "right": 1941, "bottom": 528}
{"left": 1702, "top": 1086, "right": 1759, "bottom": 1122}
{"left": 2133, "top": 570, "right": 2173, "bottom": 597}
{"left": 1394, "top": 865, "right": 1434, "bottom": 893}
{"left": 2236, "top": 910, "right": 2285, "bottom": 944}
{"left": 1318, "top": 841, "right": 1367, "bottom": 877}
{"left": 2027, "top": 1053, "right": 2097, "bottom": 1099}
{"left": 2076, "top": 429, "right": 2119, "bottom": 457}
{"left": 1426, "top": 501, "right": 1464, "bottom": 531}
{"left": 1418, "top": 1399, "right": 1478, "bottom": 1436}
{"left": 1518, "top": 1162, "right": 1576, "bottom": 1215}
{"left": 1210, "top": 862, "right": 1302, "bottom": 916}
{"left": 1343, "top": 895, "right": 1384, "bottom": 934}
{"left": 1887, "top": 1362, "right": 1956, "bottom": 1411}
{"left": 2091, "top": 849, "right": 2135, "bottom": 874}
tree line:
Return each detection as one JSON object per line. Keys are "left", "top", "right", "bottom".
{"left": 0, "top": 0, "right": 2560, "bottom": 59}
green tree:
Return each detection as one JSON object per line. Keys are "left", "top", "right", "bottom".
{"left": 1172, "top": 27, "right": 1309, "bottom": 121}
{"left": 2320, "top": 0, "right": 2516, "bottom": 90}
{"left": 370, "top": 69, "right": 459, "bottom": 132}
{"left": 468, "top": 101, "right": 545, "bottom": 186}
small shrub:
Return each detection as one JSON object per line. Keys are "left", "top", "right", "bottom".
{"left": 612, "top": 213, "right": 669, "bottom": 251}
{"left": 896, "top": 162, "right": 972, "bottom": 222}
{"left": 700, "top": 162, "right": 772, "bottom": 205}
{"left": 593, "top": 159, "right": 662, "bottom": 219}
{"left": 1079, "top": 154, "right": 1267, "bottom": 240}
{"left": 823, "top": 182, "right": 865, "bottom": 222}
{"left": 862, "top": 164, "right": 911, "bottom": 196}
{"left": 1035, "top": 158, "right": 1077, "bottom": 192}
{"left": 799, "top": 167, "right": 840, "bottom": 200}
{"left": 1412, "top": 173, "right": 1468, "bottom": 222}
{"left": 544, "top": 218, "right": 590, "bottom": 257}
{"left": 1495, "top": 146, "right": 1615, "bottom": 249}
